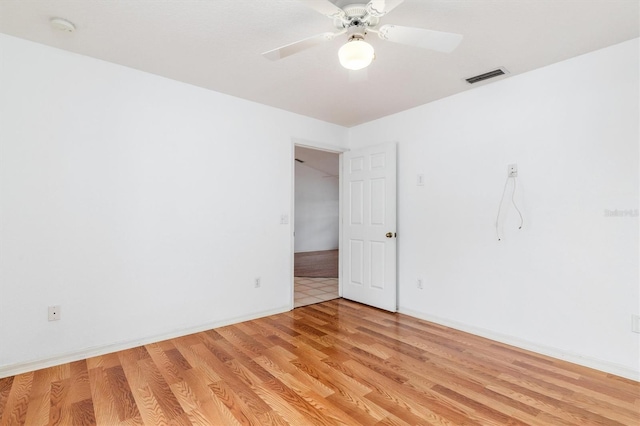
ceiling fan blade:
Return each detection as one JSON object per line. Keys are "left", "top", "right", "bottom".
{"left": 367, "top": 0, "right": 404, "bottom": 17}
{"left": 298, "top": 0, "right": 346, "bottom": 19}
{"left": 377, "top": 24, "right": 463, "bottom": 53}
{"left": 262, "top": 31, "right": 342, "bottom": 61}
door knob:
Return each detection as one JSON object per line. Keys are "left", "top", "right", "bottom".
{"left": 386, "top": 232, "right": 394, "bottom": 238}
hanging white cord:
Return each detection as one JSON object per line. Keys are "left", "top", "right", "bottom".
{"left": 511, "top": 177, "right": 524, "bottom": 229}
{"left": 495, "top": 177, "right": 511, "bottom": 241}
{"left": 496, "top": 176, "right": 524, "bottom": 241}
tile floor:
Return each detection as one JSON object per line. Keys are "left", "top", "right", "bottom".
{"left": 294, "top": 277, "right": 339, "bottom": 308}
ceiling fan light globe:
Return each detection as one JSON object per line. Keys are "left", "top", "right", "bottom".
{"left": 338, "top": 39, "right": 374, "bottom": 70}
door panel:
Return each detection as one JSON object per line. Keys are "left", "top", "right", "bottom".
{"left": 349, "top": 180, "right": 364, "bottom": 224}
{"left": 342, "top": 142, "right": 397, "bottom": 312}
{"left": 349, "top": 239, "right": 364, "bottom": 285}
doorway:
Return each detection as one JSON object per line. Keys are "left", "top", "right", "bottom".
{"left": 293, "top": 146, "right": 340, "bottom": 308}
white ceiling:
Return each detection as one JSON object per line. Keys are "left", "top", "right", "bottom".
{"left": 0, "top": 1, "right": 637, "bottom": 127}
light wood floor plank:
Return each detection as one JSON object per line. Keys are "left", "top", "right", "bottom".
{"left": 1, "top": 372, "right": 33, "bottom": 426}
{"left": 1, "top": 299, "right": 638, "bottom": 425}
{"left": 22, "top": 368, "right": 54, "bottom": 426}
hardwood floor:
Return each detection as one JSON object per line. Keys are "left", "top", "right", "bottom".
{"left": 1, "top": 299, "right": 638, "bottom": 425}
{"left": 294, "top": 250, "right": 338, "bottom": 278}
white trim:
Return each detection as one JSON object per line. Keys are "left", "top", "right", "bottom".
{"left": 289, "top": 141, "right": 296, "bottom": 310}
{"left": 338, "top": 153, "right": 343, "bottom": 298}
{"left": 0, "top": 305, "right": 290, "bottom": 379}
{"left": 399, "top": 307, "right": 640, "bottom": 382}
{"left": 291, "top": 137, "right": 348, "bottom": 155}
{"left": 4, "top": 303, "right": 635, "bottom": 382}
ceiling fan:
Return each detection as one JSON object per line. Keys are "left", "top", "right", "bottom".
{"left": 262, "top": 0, "right": 463, "bottom": 70}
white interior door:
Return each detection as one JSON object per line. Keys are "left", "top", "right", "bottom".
{"left": 341, "top": 142, "right": 397, "bottom": 312}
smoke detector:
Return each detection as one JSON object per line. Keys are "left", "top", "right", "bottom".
{"left": 50, "top": 17, "right": 75, "bottom": 33}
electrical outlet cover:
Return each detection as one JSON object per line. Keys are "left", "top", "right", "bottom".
{"left": 48, "top": 305, "right": 61, "bottom": 321}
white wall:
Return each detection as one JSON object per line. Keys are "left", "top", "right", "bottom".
{"left": 349, "top": 39, "right": 639, "bottom": 379}
{"left": 0, "top": 34, "right": 348, "bottom": 375}
{"left": 294, "top": 162, "right": 339, "bottom": 252}
{"left": 1, "top": 32, "right": 638, "bottom": 381}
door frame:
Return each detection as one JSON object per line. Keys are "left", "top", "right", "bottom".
{"left": 290, "top": 138, "right": 347, "bottom": 309}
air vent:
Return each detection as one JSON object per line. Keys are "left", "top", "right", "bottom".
{"left": 465, "top": 67, "right": 509, "bottom": 84}
{"left": 295, "top": 158, "right": 304, "bottom": 163}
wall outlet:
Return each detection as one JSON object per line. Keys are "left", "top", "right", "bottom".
{"left": 417, "top": 174, "right": 425, "bottom": 186}
{"left": 508, "top": 163, "right": 518, "bottom": 177}
{"left": 632, "top": 315, "right": 640, "bottom": 333}
{"left": 48, "top": 305, "right": 61, "bottom": 321}
{"left": 417, "top": 278, "right": 423, "bottom": 290}
{"left": 280, "top": 214, "right": 289, "bottom": 225}
{"left": 254, "top": 277, "right": 261, "bottom": 288}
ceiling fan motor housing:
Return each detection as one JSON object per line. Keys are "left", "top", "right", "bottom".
{"left": 334, "top": 3, "right": 380, "bottom": 30}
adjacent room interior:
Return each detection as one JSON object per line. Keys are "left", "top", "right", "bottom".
{"left": 0, "top": 0, "right": 638, "bottom": 424}
{"left": 293, "top": 146, "right": 340, "bottom": 308}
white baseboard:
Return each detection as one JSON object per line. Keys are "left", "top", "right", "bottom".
{"left": 5, "top": 305, "right": 636, "bottom": 382}
{"left": 399, "top": 307, "right": 639, "bottom": 382}
{"left": 0, "top": 305, "right": 291, "bottom": 379}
